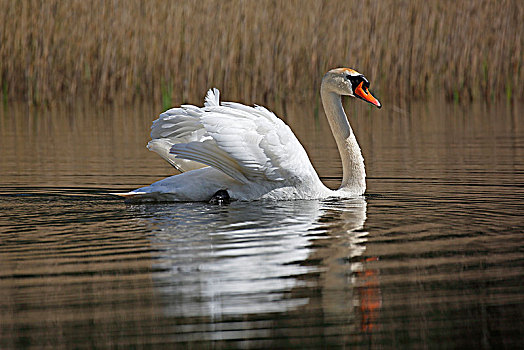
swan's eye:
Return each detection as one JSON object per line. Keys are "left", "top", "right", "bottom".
{"left": 348, "top": 75, "right": 362, "bottom": 88}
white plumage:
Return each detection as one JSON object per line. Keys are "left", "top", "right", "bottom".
{"left": 114, "top": 68, "right": 381, "bottom": 201}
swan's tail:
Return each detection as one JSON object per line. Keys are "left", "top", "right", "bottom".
{"left": 110, "top": 191, "right": 147, "bottom": 199}
{"left": 110, "top": 190, "right": 184, "bottom": 202}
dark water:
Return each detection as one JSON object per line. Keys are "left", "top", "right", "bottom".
{"left": 0, "top": 100, "right": 523, "bottom": 348}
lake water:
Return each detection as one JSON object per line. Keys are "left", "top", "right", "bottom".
{"left": 0, "top": 99, "right": 522, "bottom": 348}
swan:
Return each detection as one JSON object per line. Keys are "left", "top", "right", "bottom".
{"left": 115, "top": 68, "right": 381, "bottom": 201}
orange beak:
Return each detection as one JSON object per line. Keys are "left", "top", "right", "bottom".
{"left": 355, "top": 81, "right": 381, "bottom": 108}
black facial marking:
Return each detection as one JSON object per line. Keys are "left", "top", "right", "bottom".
{"left": 348, "top": 74, "right": 368, "bottom": 91}
{"left": 362, "top": 76, "right": 370, "bottom": 88}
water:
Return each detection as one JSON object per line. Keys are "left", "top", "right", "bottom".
{"left": 0, "top": 100, "right": 523, "bottom": 348}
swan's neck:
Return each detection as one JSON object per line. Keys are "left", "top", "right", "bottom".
{"left": 320, "top": 86, "right": 366, "bottom": 194}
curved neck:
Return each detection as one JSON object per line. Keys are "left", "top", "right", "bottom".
{"left": 320, "top": 84, "right": 366, "bottom": 194}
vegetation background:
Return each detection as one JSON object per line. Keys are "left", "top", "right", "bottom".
{"left": 1, "top": 0, "right": 522, "bottom": 107}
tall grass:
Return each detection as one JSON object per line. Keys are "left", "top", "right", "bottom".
{"left": 1, "top": 0, "right": 522, "bottom": 106}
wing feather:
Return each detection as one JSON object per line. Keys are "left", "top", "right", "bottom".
{"left": 171, "top": 140, "right": 249, "bottom": 183}
{"left": 149, "top": 106, "right": 207, "bottom": 171}
{"left": 204, "top": 88, "right": 220, "bottom": 107}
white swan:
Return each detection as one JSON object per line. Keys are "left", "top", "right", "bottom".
{"left": 115, "top": 68, "right": 381, "bottom": 201}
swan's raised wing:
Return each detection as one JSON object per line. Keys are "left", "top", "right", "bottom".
{"left": 159, "top": 89, "right": 315, "bottom": 184}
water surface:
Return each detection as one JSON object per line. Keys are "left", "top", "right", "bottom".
{"left": 0, "top": 100, "right": 522, "bottom": 348}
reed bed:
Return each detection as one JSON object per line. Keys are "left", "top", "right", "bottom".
{"left": 1, "top": 0, "right": 522, "bottom": 106}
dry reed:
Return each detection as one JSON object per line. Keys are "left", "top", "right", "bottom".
{"left": 1, "top": 0, "right": 522, "bottom": 106}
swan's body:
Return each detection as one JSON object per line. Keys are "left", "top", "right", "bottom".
{"left": 116, "top": 68, "right": 380, "bottom": 201}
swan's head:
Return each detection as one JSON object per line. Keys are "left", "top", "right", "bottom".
{"left": 323, "top": 68, "right": 381, "bottom": 108}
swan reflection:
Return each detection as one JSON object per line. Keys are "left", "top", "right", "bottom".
{"left": 136, "top": 197, "right": 376, "bottom": 326}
